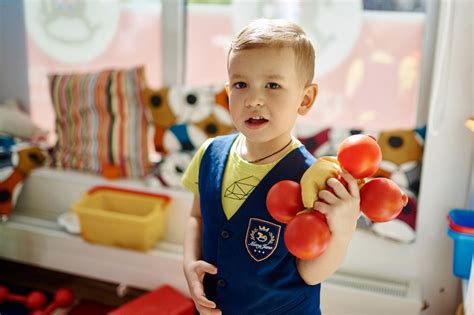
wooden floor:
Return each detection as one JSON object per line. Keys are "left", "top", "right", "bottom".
{"left": 0, "top": 258, "right": 146, "bottom": 307}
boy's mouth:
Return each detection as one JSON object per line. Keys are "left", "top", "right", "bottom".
{"left": 245, "top": 116, "right": 269, "bottom": 128}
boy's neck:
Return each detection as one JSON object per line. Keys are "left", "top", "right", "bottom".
{"left": 240, "top": 135, "right": 293, "bottom": 164}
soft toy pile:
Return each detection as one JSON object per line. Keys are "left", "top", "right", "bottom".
{"left": 144, "top": 85, "right": 234, "bottom": 189}
{"left": 0, "top": 100, "right": 47, "bottom": 221}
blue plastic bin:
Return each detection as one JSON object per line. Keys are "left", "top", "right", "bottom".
{"left": 447, "top": 227, "right": 474, "bottom": 279}
{"left": 448, "top": 209, "right": 474, "bottom": 234}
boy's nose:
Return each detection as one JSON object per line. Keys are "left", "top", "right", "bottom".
{"left": 245, "top": 90, "right": 264, "bottom": 108}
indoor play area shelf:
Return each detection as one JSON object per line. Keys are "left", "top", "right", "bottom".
{"left": 0, "top": 214, "right": 187, "bottom": 294}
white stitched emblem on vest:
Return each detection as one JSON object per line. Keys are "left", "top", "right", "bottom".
{"left": 245, "top": 218, "right": 281, "bottom": 262}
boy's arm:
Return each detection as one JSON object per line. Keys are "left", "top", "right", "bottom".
{"left": 183, "top": 195, "right": 220, "bottom": 312}
{"left": 296, "top": 232, "right": 352, "bottom": 285}
{"left": 183, "top": 195, "right": 203, "bottom": 265}
{"left": 296, "top": 172, "right": 360, "bottom": 285}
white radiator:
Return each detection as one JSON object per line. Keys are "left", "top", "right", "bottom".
{"left": 321, "top": 270, "right": 423, "bottom": 315}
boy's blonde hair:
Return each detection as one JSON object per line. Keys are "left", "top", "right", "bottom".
{"left": 228, "top": 19, "right": 315, "bottom": 84}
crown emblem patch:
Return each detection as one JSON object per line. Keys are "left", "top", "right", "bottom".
{"left": 245, "top": 218, "right": 281, "bottom": 262}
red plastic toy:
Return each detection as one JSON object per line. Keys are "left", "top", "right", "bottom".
{"left": 108, "top": 285, "right": 194, "bottom": 315}
{"left": 360, "top": 178, "right": 409, "bottom": 222}
{"left": 0, "top": 285, "right": 74, "bottom": 315}
{"left": 337, "top": 134, "right": 382, "bottom": 179}
{"left": 284, "top": 211, "right": 331, "bottom": 260}
{"left": 266, "top": 134, "right": 408, "bottom": 260}
{"left": 266, "top": 180, "right": 304, "bottom": 224}
{"left": 0, "top": 285, "right": 47, "bottom": 311}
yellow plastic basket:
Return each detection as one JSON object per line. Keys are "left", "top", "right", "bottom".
{"left": 72, "top": 186, "right": 170, "bottom": 251}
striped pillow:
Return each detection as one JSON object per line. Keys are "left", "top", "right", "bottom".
{"left": 49, "top": 67, "right": 149, "bottom": 178}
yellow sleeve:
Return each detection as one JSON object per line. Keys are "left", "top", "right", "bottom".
{"left": 181, "top": 138, "right": 214, "bottom": 194}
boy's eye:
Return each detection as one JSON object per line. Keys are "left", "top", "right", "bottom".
{"left": 266, "top": 82, "right": 281, "bottom": 89}
{"left": 233, "top": 82, "right": 247, "bottom": 89}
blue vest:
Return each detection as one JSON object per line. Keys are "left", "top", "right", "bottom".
{"left": 198, "top": 134, "right": 321, "bottom": 315}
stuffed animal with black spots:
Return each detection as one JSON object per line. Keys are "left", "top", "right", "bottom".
{"left": 144, "top": 87, "right": 178, "bottom": 154}
{"left": 375, "top": 128, "right": 424, "bottom": 193}
{"left": 215, "top": 88, "right": 229, "bottom": 110}
{"left": 370, "top": 128, "right": 424, "bottom": 243}
{"left": 153, "top": 151, "right": 193, "bottom": 189}
{"left": 145, "top": 86, "right": 233, "bottom": 155}
{"left": 194, "top": 109, "right": 233, "bottom": 139}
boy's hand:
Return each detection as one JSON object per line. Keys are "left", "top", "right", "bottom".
{"left": 313, "top": 171, "right": 361, "bottom": 239}
{"left": 184, "top": 260, "right": 222, "bottom": 315}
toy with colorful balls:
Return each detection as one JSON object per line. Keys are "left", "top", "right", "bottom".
{"left": 266, "top": 134, "right": 408, "bottom": 260}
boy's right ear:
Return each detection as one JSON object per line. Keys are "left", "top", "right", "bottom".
{"left": 225, "top": 82, "right": 230, "bottom": 95}
{"left": 298, "top": 83, "right": 318, "bottom": 115}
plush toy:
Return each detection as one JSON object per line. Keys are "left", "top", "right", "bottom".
{"left": 144, "top": 87, "right": 179, "bottom": 154}
{"left": 370, "top": 128, "right": 424, "bottom": 243}
{"left": 214, "top": 87, "right": 230, "bottom": 110}
{"left": 296, "top": 127, "right": 331, "bottom": 157}
{"left": 153, "top": 116, "right": 232, "bottom": 156}
{"left": 145, "top": 86, "right": 233, "bottom": 155}
{"left": 0, "top": 146, "right": 45, "bottom": 220}
{"left": 168, "top": 85, "right": 215, "bottom": 123}
{"left": 0, "top": 99, "right": 47, "bottom": 221}
{"left": 145, "top": 84, "right": 234, "bottom": 190}
{"left": 144, "top": 87, "right": 178, "bottom": 128}
{"left": 162, "top": 123, "right": 207, "bottom": 153}
{"left": 152, "top": 151, "right": 193, "bottom": 189}
{"left": 375, "top": 128, "right": 424, "bottom": 192}
{"left": 0, "top": 135, "right": 16, "bottom": 154}
{"left": 194, "top": 110, "right": 233, "bottom": 139}
{"left": 299, "top": 156, "right": 343, "bottom": 208}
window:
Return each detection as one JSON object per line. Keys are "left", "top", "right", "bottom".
{"left": 24, "top": 0, "right": 162, "bottom": 137}
{"left": 19, "top": 0, "right": 428, "bottom": 137}
{"left": 185, "top": 0, "right": 427, "bottom": 130}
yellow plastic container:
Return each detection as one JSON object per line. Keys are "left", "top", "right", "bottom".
{"left": 72, "top": 186, "right": 170, "bottom": 251}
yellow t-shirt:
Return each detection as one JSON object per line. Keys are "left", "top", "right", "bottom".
{"left": 181, "top": 134, "right": 301, "bottom": 219}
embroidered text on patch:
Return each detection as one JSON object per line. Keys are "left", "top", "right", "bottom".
{"left": 245, "top": 218, "right": 281, "bottom": 262}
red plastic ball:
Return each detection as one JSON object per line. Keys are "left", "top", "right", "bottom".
{"left": 26, "top": 291, "right": 47, "bottom": 310}
{"left": 337, "top": 134, "right": 382, "bottom": 179}
{"left": 54, "top": 288, "right": 74, "bottom": 307}
{"left": 266, "top": 180, "right": 304, "bottom": 223}
{"left": 360, "top": 178, "right": 409, "bottom": 222}
{"left": 284, "top": 211, "right": 331, "bottom": 260}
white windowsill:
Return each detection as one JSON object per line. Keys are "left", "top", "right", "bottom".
{"left": 0, "top": 214, "right": 188, "bottom": 294}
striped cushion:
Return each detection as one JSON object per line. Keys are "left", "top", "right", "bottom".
{"left": 49, "top": 67, "right": 149, "bottom": 178}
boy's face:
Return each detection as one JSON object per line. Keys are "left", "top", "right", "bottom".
{"left": 226, "top": 47, "right": 316, "bottom": 145}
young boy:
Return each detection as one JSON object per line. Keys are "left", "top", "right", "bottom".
{"left": 182, "top": 19, "right": 360, "bottom": 315}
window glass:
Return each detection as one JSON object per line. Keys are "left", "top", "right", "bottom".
{"left": 186, "top": 0, "right": 426, "bottom": 130}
